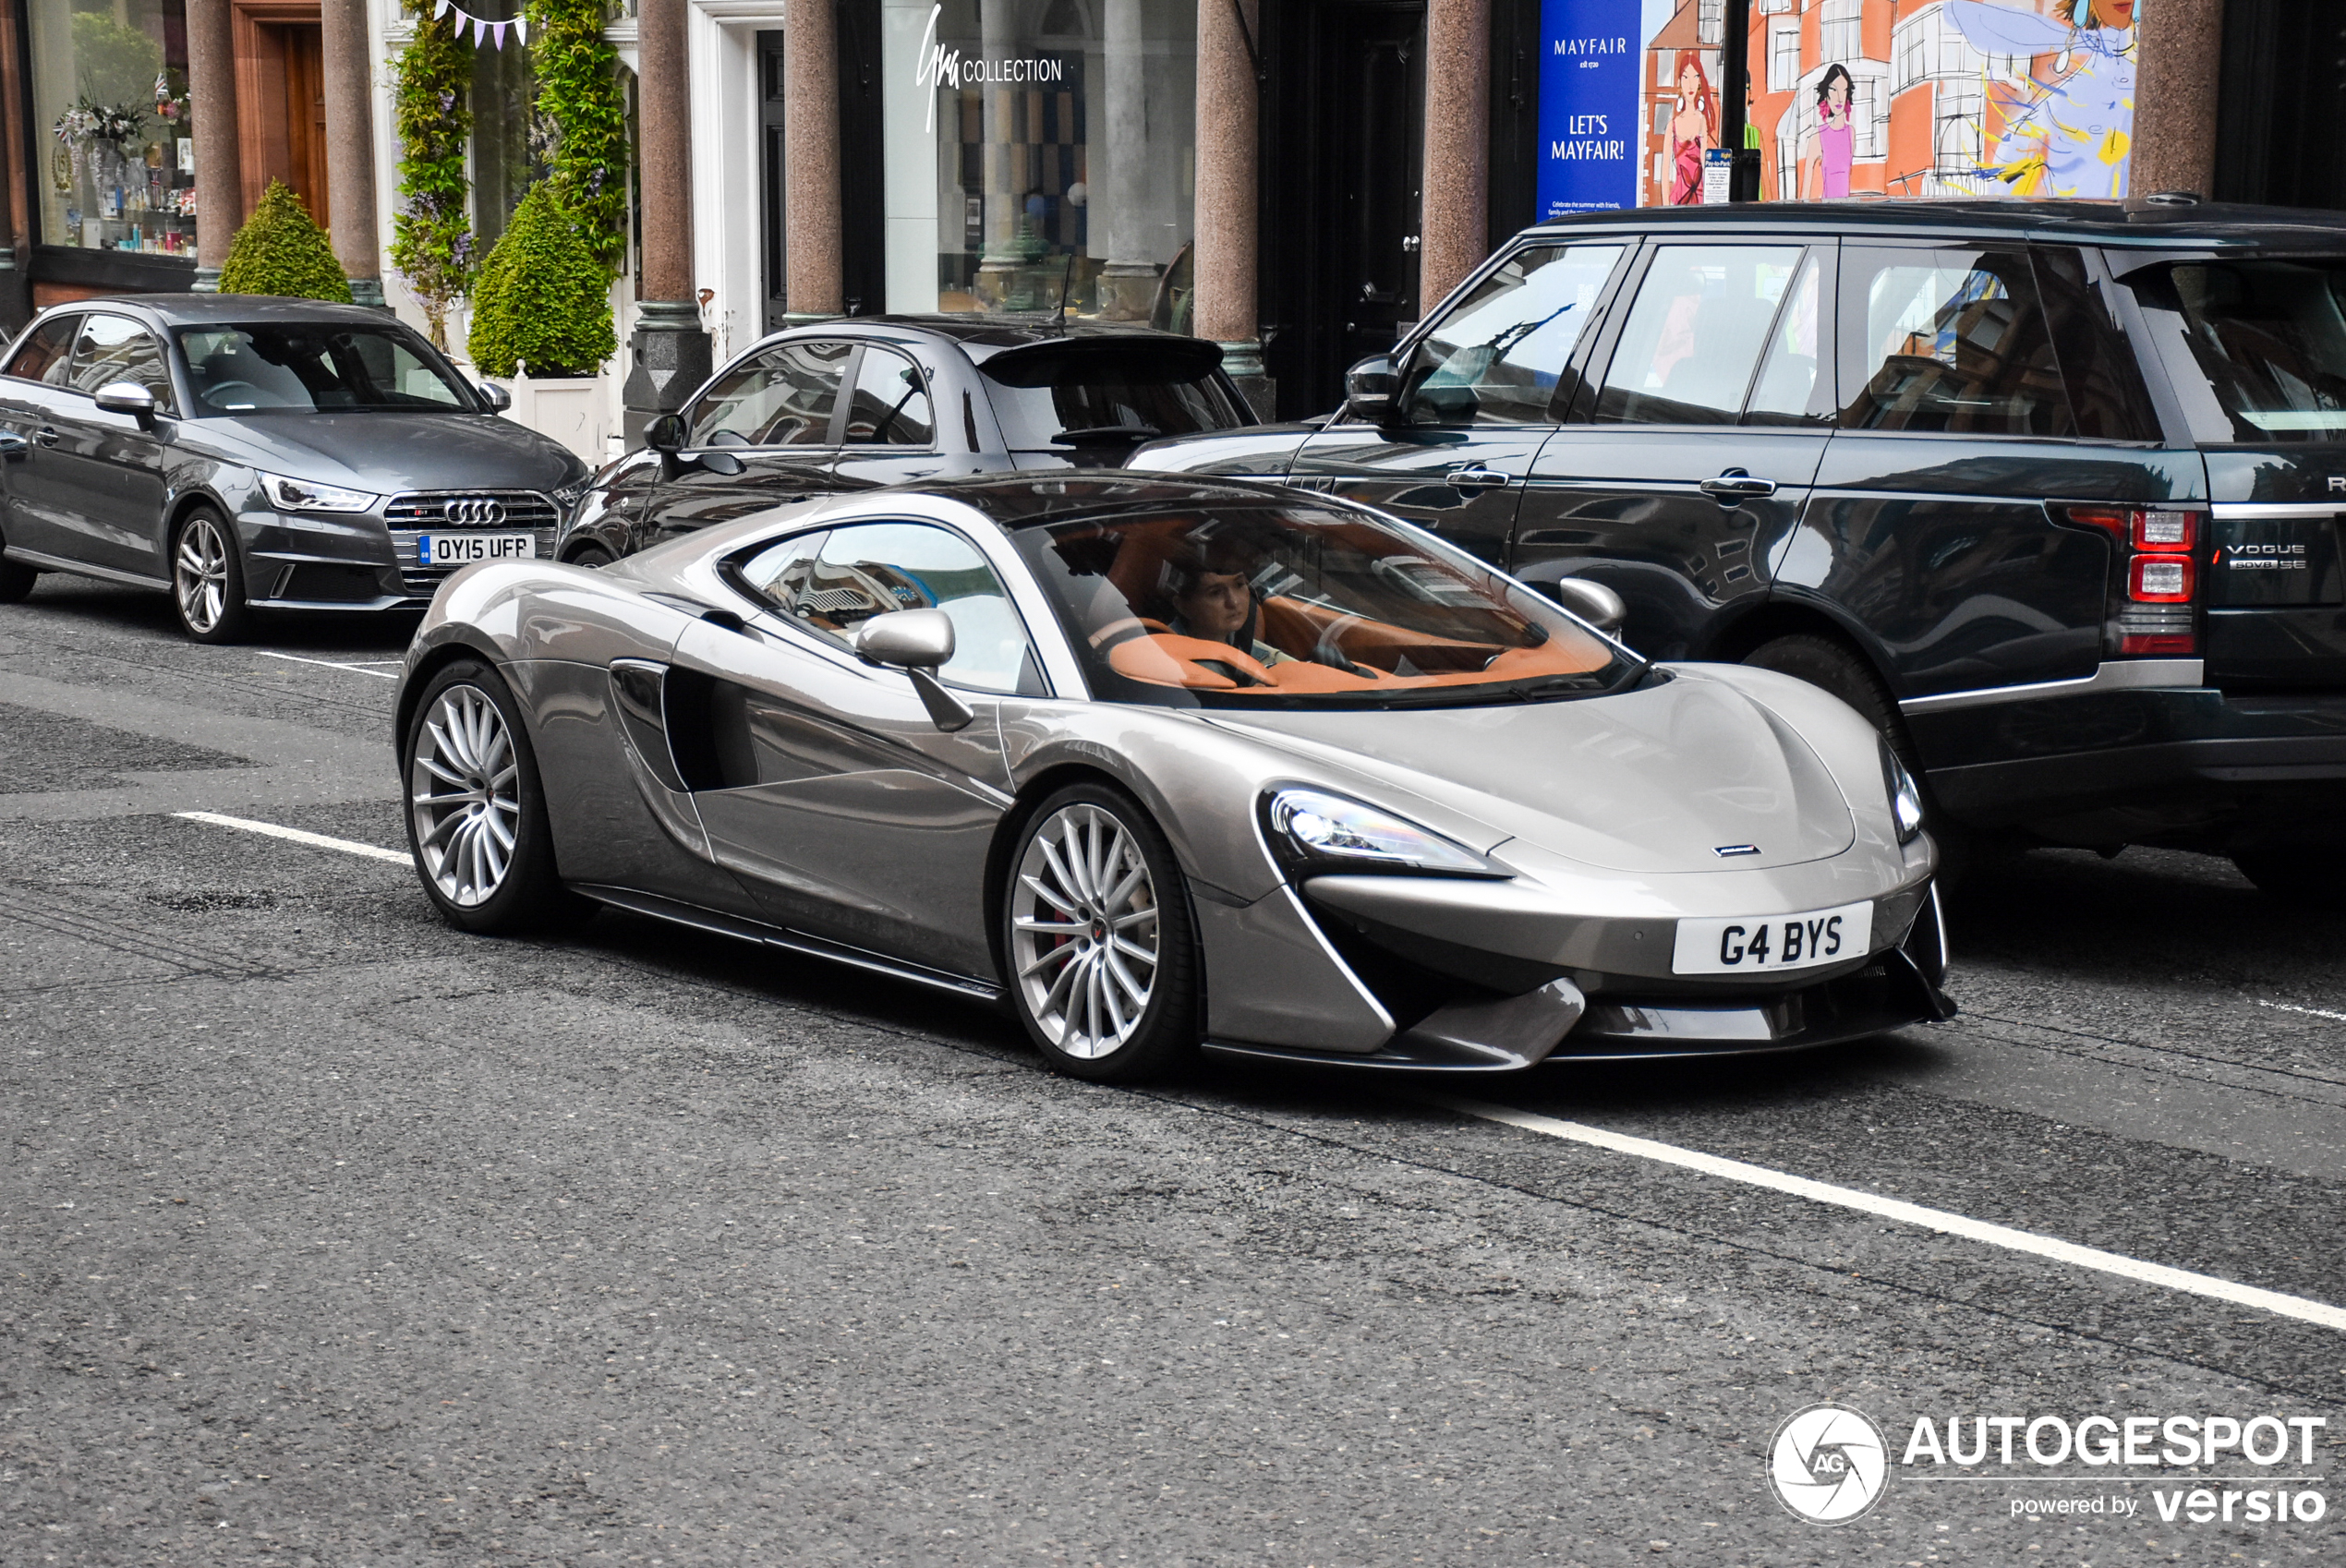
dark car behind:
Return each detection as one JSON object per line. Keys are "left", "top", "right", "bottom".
{"left": 560, "top": 318, "right": 1253, "bottom": 566}
{"left": 1130, "top": 200, "right": 2346, "bottom": 901}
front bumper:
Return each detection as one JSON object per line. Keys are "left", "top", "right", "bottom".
{"left": 235, "top": 489, "right": 562, "bottom": 612}
{"left": 1196, "top": 860, "right": 1951, "bottom": 1073}
{"left": 1906, "top": 682, "right": 2346, "bottom": 845}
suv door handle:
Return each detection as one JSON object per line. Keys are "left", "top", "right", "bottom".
{"left": 1448, "top": 467, "right": 1510, "bottom": 489}
{"left": 1699, "top": 469, "right": 1775, "bottom": 502}
{"left": 33, "top": 427, "right": 59, "bottom": 448}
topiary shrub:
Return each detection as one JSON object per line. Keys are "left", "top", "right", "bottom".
{"left": 217, "top": 180, "right": 354, "bottom": 304}
{"left": 466, "top": 184, "right": 614, "bottom": 379}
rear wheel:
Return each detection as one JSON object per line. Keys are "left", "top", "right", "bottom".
{"left": 0, "top": 555, "right": 35, "bottom": 603}
{"left": 1002, "top": 782, "right": 1198, "bottom": 1083}
{"left": 171, "top": 508, "right": 252, "bottom": 644}
{"left": 402, "top": 659, "right": 586, "bottom": 935}
{"left": 2231, "top": 847, "right": 2346, "bottom": 911}
{"left": 566, "top": 544, "right": 616, "bottom": 570}
{"left": 1742, "top": 633, "right": 1980, "bottom": 879}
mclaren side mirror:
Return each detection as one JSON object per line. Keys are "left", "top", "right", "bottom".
{"left": 1546, "top": 576, "right": 1628, "bottom": 637}
{"left": 475, "top": 380, "right": 514, "bottom": 414}
{"left": 93, "top": 380, "right": 159, "bottom": 429}
{"left": 1342, "top": 355, "right": 1399, "bottom": 424}
{"left": 853, "top": 609, "right": 973, "bottom": 732}
{"left": 645, "top": 412, "right": 686, "bottom": 454}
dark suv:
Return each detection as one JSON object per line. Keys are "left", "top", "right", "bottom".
{"left": 1133, "top": 201, "right": 2346, "bottom": 899}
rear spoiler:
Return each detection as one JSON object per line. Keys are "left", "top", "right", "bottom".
{"left": 976, "top": 336, "right": 1225, "bottom": 387}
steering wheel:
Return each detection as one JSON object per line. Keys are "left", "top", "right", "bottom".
{"left": 200, "top": 380, "right": 267, "bottom": 408}
{"left": 1311, "top": 613, "right": 1375, "bottom": 677}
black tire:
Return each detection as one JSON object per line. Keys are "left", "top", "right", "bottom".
{"left": 2231, "top": 847, "right": 2346, "bottom": 911}
{"left": 566, "top": 544, "right": 617, "bottom": 570}
{"left": 1742, "top": 633, "right": 1980, "bottom": 881}
{"left": 401, "top": 658, "right": 589, "bottom": 935}
{"left": 169, "top": 506, "right": 253, "bottom": 644}
{"left": 0, "top": 555, "right": 35, "bottom": 604}
{"left": 1000, "top": 781, "right": 1200, "bottom": 1083}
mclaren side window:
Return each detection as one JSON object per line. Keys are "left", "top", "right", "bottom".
{"left": 725, "top": 522, "right": 1046, "bottom": 694}
{"left": 1009, "top": 502, "right": 1640, "bottom": 710}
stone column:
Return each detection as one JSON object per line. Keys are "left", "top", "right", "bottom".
{"left": 784, "top": 0, "right": 844, "bottom": 320}
{"left": 1195, "top": 0, "right": 1270, "bottom": 414}
{"left": 1094, "top": 0, "right": 1154, "bottom": 320}
{"left": 973, "top": 2, "right": 1039, "bottom": 308}
{"left": 2130, "top": 0, "right": 2225, "bottom": 200}
{"left": 1420, "top": 0, "right": 1490, "bottom": 310}
{"left": 320, "top": 0, "right": 385, "bottom": 308}
{"left": 0, "top": 5, "right": 26, "bottom": 331}
{"left": 186, "top": 0, "right": 246, "bottom": 290}
{"left": 623, "top": 0, "right": 713, "bottom": 443}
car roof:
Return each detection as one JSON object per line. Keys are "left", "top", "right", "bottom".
{"left": 1521, "top": 199, "right": 2346, "bottom": 252}
{"left": 742, "top": 314, "right": 1208, "bottom": 361}
{"left": 907, "top": 472, "right": 1308, "bottom": 530}
{"left": 29, "top": 293, "right": 420, "bottom": 330}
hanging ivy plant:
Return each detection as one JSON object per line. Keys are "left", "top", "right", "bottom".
{"left": 526, "top": 0, "right": 628, "bottom": 276}
{"left": 388, "top": 1, "right": 477, "bottom": 351}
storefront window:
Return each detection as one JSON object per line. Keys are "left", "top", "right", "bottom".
{"left": 886, "top": 0, "right": 1195, "bottom": 321}
{"left": 470, "top": 14, "right": 542, "bottom": 246}
{"left": 26, "top": 0, "right": 200, "bottom": 258}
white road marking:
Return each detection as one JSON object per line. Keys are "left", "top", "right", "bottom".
{"left": 175, "top": 811, "right": 411, "bottom": 865}
{"left": 2258, "top": 999, "right": 2346, "bottom": 1025}
{"left": 252, "top": 650, "right": 398, "bottom": 680}
{"left": 1434, "top": 1096, "right": 2346, "bottom": 1333}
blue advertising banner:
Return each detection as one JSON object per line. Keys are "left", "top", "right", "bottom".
{"left": 1536, "top": 0, "right": 1642, "bottom": 217}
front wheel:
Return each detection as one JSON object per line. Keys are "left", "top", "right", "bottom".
{"left": 402, "top": 659, "right": 586, "bottom": 934}
{"left": 1002, "top": 782, "right": 1199, "bottom": 1083}
{"left": 565, "top": 544, "right": 616, "bottom": 570}
{"left": 171, "top": 508, "right": 252, "bottom": 643}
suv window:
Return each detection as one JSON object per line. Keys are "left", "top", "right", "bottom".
{"left": 1404, "top": 243, "right": 1623, "bottom": 424}
{"left": 731, "top": 523, "right": 1037, "bottom": 694}
{"left": 1595, "top": 245, "right": 1807, "bottom": 426}
{"left": 691, "top": 340, "right": 852, "bottom": 448}
{"left": 2124, "top": 257, "right": 2346, "bottom": 443}
{"left": 4, "top": 316, "right": 79, "bottom": 385}
{"left": 2034, "top": 247, "right": 2159, "bottom": 442}
{"left": 1840, "top": 247, "right": 2071, "bottom": 436}
{"left": 841, "top": 347, "right": 935, "bottom": 446}
{"left": 69, "top": 314, "right": 175, "bottom": 414}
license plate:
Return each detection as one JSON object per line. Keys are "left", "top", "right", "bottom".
{"left": 418, "top": 532, "right": 537, "bottom": 566}
{"left": 1671, "top": 899, "right": 1873, "bottom": 976}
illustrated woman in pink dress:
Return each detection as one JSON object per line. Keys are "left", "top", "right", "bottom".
{"left": 1804, "top": 64, "right": 1856, "bottom": 199}
{"left": 1668, "top": 56, "right": 1718, "bottom": 206}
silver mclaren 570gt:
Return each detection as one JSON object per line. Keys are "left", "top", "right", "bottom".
{"left": 394, "top": 474, "right": 1952, "bottom": 1082}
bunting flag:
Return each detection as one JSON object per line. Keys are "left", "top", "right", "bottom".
{"left": 430, "top": 0, "right": 526, "bottom": 48}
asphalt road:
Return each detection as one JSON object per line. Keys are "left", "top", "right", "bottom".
{"left": 3, "top": 574, "right": 2341, "bottom": 1568}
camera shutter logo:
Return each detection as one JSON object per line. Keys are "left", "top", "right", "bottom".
{"left": 447, "top": 498, "right": 506, "bottom": 527}
{"left": 1768, "top": 1403, "right": 1889, "bottom": 1525}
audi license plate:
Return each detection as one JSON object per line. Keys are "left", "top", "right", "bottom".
{"left": 1671, "top": 899, "right": 1873, "bottom": 976}
{"left": 418, "top": 533, "right": 537, "bottom": 566}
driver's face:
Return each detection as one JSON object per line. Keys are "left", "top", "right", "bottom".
{"left": 1176, "top": 570, "right": 1251, "bottom": 639}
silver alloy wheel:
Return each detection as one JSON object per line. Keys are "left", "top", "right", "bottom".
{"left": 174, "top": 514, "right": 231, "bottom": 633}
{"left": 1010, "top": 802, "right": 1160, "bottom": 1059}
{"left": 408, "top": 684, "right": 522, "bottom": 908}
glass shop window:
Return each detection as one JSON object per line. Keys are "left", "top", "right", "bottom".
{"left": 26, "top": 0, "right": 200, "bottom": 258}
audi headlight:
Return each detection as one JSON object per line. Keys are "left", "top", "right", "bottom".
{"left": 259, "top": 471, "right": 379, "bottom": 513}
{"left": 1262, "top": 786, "right": 1500, "bottom": 877}
{"left": 1882, "top": 742, "right": 1926, "bottom": 846}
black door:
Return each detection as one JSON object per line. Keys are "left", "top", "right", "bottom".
{"left": 1518, "top": 241, "right": 1834, "bottom": 663}
{"left": 758, "top": 31, "right": 790, "bottom": 332}
{"left": 1289, "top": 240, "right": 1630, "bottom": 569}
{"left": 1264, "top": 1, "right": 1426, "bottom": 419}
{"left": 828, "top": 345, "right": 957, "bottom": 492}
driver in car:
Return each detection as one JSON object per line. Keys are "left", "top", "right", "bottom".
{"left": 1164, "top": 539, "right": 1296, "bottom": 669}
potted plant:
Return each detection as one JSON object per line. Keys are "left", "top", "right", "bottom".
{"left": 216, "top": 179, "right": 354, "bottom": 303}
{"left": 467, "top": 184, "right": 616, "bottom": 461}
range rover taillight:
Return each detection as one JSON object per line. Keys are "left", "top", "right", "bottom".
{"left": 2065, "top": 506, "right": 2204, "bottom": 657}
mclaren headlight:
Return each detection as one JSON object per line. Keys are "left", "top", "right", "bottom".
{"left": 259, "top": 470, "right": 379, "bottom": 514}
{"left": 1882, "top": 742, "right": 1926, "bottom": 846}
{"left": 1262, "top": 786, "right": 1501, "bottom": 877}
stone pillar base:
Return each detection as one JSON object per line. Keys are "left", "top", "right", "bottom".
{"left": 349, "top": 277, "right": 389, "bottom": 312}
{"left": 1097, "top": 261, "right": 1157, "bottom": 322}
{"left": 191, "top": 268, "right": 223, "bottom": 295}
{"left": 1216, "top": 339, "right": 1276, "bottom": 422}
{"left": 621, "top": 300, "right": 715, "bottom": 448}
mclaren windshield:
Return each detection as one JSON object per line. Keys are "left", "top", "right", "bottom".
{"left": 1010, "top": 502, "right": 1639, "bottom": 709}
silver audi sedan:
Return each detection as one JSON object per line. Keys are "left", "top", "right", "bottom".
{"left": 0, "top": 295, "right": 588, "bottom": 642}
{"left": 395, "top": 474, "right": 1951, "bottom": 1082}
